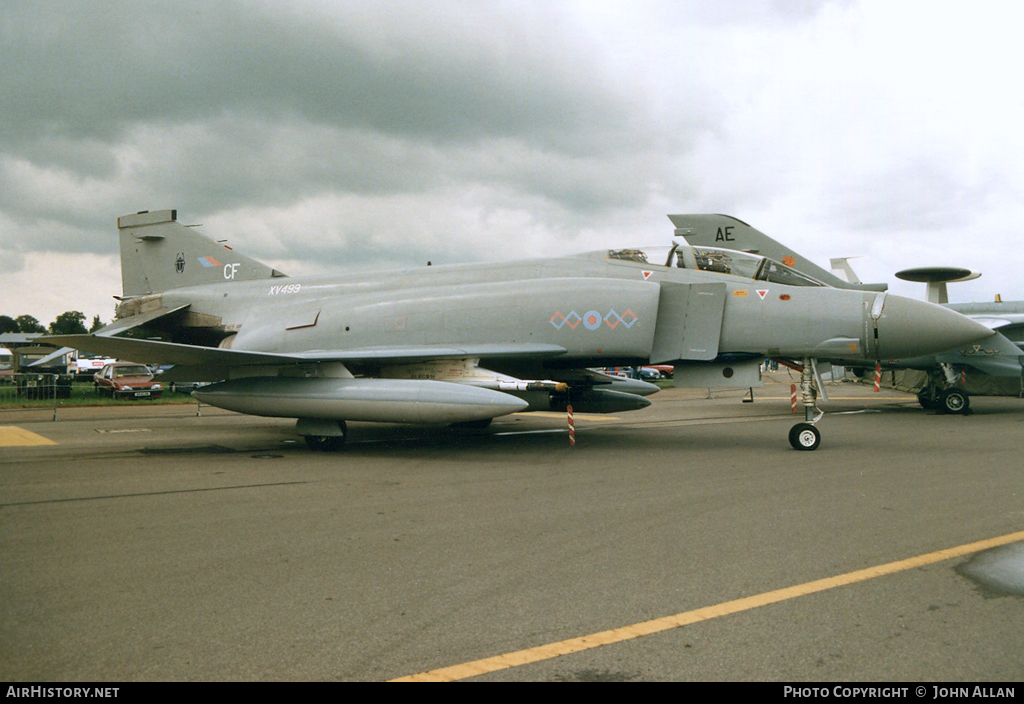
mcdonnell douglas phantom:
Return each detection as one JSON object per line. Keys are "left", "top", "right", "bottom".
{"left": 44, "top": 209, "right": 994, "bottom": 450}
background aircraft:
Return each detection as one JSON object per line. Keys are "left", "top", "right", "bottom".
{"left": 670, "top": 214, "right": 1023, "bottom": 414}
{"left": 44, "top": 209, "right": 992, "bottom": 450}
{"left": 892, "top": 268, "right": 1024, "bottom": 412}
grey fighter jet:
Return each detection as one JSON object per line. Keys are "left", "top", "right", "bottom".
{"left": 893, "top": 269, "right": 1024, "bottom": 413}
{"left": 670, "top": 213, "right": 1021, "bottom": 415}
{"left": 44, "top": 209, "right": 993, "bottom": 450}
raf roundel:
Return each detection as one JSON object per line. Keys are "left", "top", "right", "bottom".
{"left": 583, "top": 310, "right": 603, "bottom": 330}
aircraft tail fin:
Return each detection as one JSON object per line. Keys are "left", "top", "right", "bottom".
{"left": 667, "top": 214, "right": 887, "bottom": 292}
{"left": 830, "top": 257, "right": 863, "bottom": 284}
{"left": 118, "top": 209, "right": 286, "bottom": 297}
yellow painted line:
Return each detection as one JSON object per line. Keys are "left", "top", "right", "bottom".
{"left": 756, "top": 396, "right": 914, "bottom": 402}
{"left": 511, "top": 412, "right": 621, "bottom": 421}
{"left": 392, "top": 529, "right": 1024, "bottom": 682}
{"left": 0, "top": 426, "right": 56, "bottom": 447}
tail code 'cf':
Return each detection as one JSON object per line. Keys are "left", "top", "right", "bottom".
{"left": 118, "top": 209, "right": 286, "bottom": 297}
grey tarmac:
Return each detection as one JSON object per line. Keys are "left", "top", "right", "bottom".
{"left": 1, "top": 375, "right": 1022, "bottom": 681}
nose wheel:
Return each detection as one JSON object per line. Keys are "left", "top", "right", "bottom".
{"left": 789, "top": 422, "right": 821, "bottom": 451}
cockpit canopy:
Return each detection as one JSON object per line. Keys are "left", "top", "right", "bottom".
{"left": 607, "top": 244, "right": 825, "bottom": 287}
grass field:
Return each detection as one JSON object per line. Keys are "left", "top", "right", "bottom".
{"left": 0, "top": 381, "right": 200, "bottom": 409}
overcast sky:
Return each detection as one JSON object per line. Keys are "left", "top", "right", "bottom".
{"left": 2, "top": 0, "right": 1022, "bottom": 326}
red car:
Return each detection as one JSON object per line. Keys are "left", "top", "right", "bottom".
{"left": 93, "top": 362, "right": 163, "bottom": 399}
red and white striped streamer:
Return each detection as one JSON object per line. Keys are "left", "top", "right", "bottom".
{"left": 567, "top": 404, "right": 575, "bottom": 447}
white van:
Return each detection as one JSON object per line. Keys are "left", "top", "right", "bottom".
{"left": 0, "top": 348, "right": 12, "bottom": 383}
{"left": 74, "top": 355, "right": 118, "bottom": 379}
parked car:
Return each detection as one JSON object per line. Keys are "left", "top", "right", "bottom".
{"left": 93, "top": 362, "right": 163, "bottom": 399}
{"left": 599, "top": 366, "right": 664, "bottom": 382}
{"left": 597, "top": 366, "right": 638, "bottom": 379}
{"left": 638, "top": 367, "right": 662, "bottom": 382}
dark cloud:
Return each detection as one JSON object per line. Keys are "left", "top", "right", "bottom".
{"left": 0, "top": 0, "right": 681, "bottom": 264}
{"left": 0, "top": 1, "right": 637, "bottom": 151}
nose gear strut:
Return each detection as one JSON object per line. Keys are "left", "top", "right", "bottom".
{"left": 789, "top": 357, "right": 825, "bottom": 451}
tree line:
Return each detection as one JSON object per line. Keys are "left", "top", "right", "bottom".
{"left": 0, "top": 312, "right": 106, "bottom": 336}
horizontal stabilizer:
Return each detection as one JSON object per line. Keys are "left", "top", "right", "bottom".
{"left": 92, "top": 305, "right": 192, "bottom": 337}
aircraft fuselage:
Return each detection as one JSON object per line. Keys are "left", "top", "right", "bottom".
{"left": 132, "top": 248, "right": 984, "bottom": 374}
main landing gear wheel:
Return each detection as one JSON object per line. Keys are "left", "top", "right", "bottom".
{"left": 937, "top": 388, "right": 969, "bottom": 415}
{"left": 304, "top": 420, "right": 348, "bottom": 451}
{"left": 917, "top": 391, "right": 938, "bottom": 410}
{"left": 789, "top": 423, "right": 821, "bottom": 451}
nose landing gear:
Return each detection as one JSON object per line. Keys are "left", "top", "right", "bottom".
{"left": 788, "top": 357, "right": 825, "bottom": 451}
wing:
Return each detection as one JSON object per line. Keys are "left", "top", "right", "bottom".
{"left": 934, "top": 331, "right": 1024, "bottom": 377}
{"left": 40, "top": 333, "right": 568, "bottom": 381}
{"left": 967, "top": 315, "right": 1024, "bottom": 335}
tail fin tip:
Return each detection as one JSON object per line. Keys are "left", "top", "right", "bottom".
{"left": 118, "top": 209, "right": 178, "bottom": 230}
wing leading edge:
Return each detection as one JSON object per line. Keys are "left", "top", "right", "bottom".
{"left": 40, "top": 333, "right": 568, "bottom": 372}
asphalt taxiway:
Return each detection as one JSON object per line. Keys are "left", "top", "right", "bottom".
{"left": 1, "top": 375, "right": 1022, "bottom": 681}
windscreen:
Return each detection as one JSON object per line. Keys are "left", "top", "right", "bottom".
{"left": 114, "top": 366, "right": 151, "bottom": 377}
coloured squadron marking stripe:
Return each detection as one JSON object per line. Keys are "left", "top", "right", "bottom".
{"left": 0, "top": 426, "right": 56, "bottom": 447}
{"left": 391, "top": 529, "right": 1024, "bottom": 682}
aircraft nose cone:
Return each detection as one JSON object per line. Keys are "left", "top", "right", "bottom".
{"left": 875, "top": 295, "right": 994, "bottom": 359}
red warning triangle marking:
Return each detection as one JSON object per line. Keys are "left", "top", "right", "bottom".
{"left": 756, "top": 290, "right": 768, "bottom": 300}
{"left": 642, "top": 271, "right": 653, "bottom": 280}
